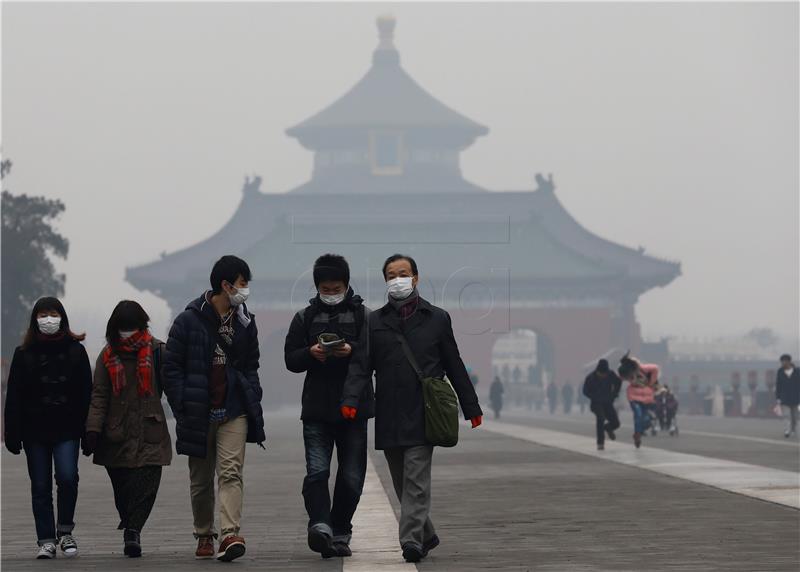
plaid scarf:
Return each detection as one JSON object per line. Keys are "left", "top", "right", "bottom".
{"left": 102, "top": 330, "right": 154, "bottom": 397}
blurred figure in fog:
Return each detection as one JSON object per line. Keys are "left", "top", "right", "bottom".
{"left": 489, "top": 376, "right": 504, "bottom": 419}
{"left": 561, "top": 383, "right": 574, "bottom": 414}
{"left": 577, "top": 391, "right": 587, "bottom": 415}
{"left": 546, "top": 382, "right": 558, "bottom": 414}
{"left": 775, "top": 354, "right": 799, "bottom": 438}
{"left": 619, "top": 353, "right": 659, "bottom": 449}
{"left": 582, "top": 359, "right": 622, "bottom": 451}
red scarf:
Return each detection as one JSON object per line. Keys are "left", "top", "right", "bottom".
{"left": 102, "top": 330, "right": 154, "bottom": 397}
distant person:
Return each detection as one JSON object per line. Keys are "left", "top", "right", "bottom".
{"left": 577, "top": 391, "right": 587, "bottom": 415}
{"left": 341, "top": 254, "right": 483, "bottom": 563}
{"left": 546, "top": 382, "right": 558, "bottom": 414}
{"left": 618, "top": 353, "right": 658, "bottom": 448}
{"left": 561, "top": 383, "right": 574, "bottom": 414}
{"left": 83, "top": 301, "right": 172, "bottom": 558}
{"left": 664, "top": 386, "right": 679, "bottom": 436}
{"left": 284, "top": 254, "right": 373, "bottom": 558}
{"left": 582, "top": 359, "right": 622, "bottom": 450}
{"left": 3, "top": 297, "right": 92, "bottom": 559}
{"left": 489, "top": 376, "right": 504, "bottom": 419}
{"left": 775, "top": 354, "right": 799, "bottom": 438}
{"left": 162, "top": 256, "right": 265, "bottom": 562}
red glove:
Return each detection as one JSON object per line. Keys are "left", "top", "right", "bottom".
{"left": 470, "top": 416, "right": 482, "bottom": 429}
{"left": 341, "top": 406, "right": 357, "bottom": 420}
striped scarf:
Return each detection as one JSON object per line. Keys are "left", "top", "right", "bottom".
{"left": 102, "top": 330, "right": 154, "bottom": 397}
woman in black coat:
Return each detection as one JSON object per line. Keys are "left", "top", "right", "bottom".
{"left": 3, "top": 297, "right": 92, "bottom": 559}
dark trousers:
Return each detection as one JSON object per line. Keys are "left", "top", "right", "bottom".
{"left": 302, "top": 419, "right": 367, "bottom": 542}
{"left": 591, "top": 402, "right": 620, "bottom": 445}
{"left": 384, "top": 445, "right": 436, "bottom": 549}
{"left": 23, "top": 439, "right": 80, "bottom": 545}
{"left": 106, "top": 466, "right": 163, "bottom": 532}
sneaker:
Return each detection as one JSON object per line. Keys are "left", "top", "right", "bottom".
{"left": 597, "top": 443, "right": 605, "bottom": 451}
{"left": 633, "top": 432, "right": 642, "bottom": 449}
{"left": 58, "top": 534, "right": 78, "bottom": 558}
{"left": 195, "top": 536, "right": 215, "bottom": 560}
{"left": 333, "top": 541, "right": 352, "bottom": 557}
{"left": 422, "top": 534, "right": 440, "bottom": 557}
{"left": 216, "top": 535, "right": 246, "bottom": 562}
{"left": 785, "top": 430, "right": 791, "bottom": 438}
{"left": 402, "top": 543, "right": 424, "bottom": 563}
{"left": 308, "top": 525, "right": 336, "bottom": 559}
{"left": 36, "top": 543, "right": 57, "bottom": 559}
{"left": 123, "top": 529, "right": 141, "bottom": 558}
{"left": 605, "top": 427, "right": 616, "bottom": 441}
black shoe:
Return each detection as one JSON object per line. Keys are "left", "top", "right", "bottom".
{"left": 605, "top": 426, "right": 616, "bottom": 441}
{"left": 308, "top": 527, "right": 336, "bottom": 559}
{"left": 123, "top": 529, "right": 141, "bottom": 558}
{"left": 402, "top": 543, "right": 424, "bottom": 563}
{"left": 333, "top": 541, "right": 352, "bottom": 557}
{"left": 422, "top": 534, "right": 440, "bottom": 557}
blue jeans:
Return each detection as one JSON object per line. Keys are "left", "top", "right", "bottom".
{"left": 24, "top": 439, "right": 80, "bottom": 545}
{"left": 302, "top": 419, "right": 367, "bottom": 542}
{"left": 630, "top": 402, "right": 652, "bottom": 435}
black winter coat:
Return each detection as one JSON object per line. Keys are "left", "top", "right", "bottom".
{"left": 776, "top": 367, "right": 800, "bottom": 406}
{"left": 163, "top": 294, "right": 266, "bottom": 458}
{"left": 284, "top": 290, "right": 375, "bottom": 422}
{"left": 342, "top": 297, "right": 483, "bottom": 450}
{"left": 4, "top": 337, "right": 92, "bottom": 448}
{"left": 582, "top": 370, "right": 622, "bottom": 405}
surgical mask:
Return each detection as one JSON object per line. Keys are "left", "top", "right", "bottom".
{"left": 119, "top": 330, "right": 138, "bottom": 339}
{"left": 37, "top": 316, "right": 62, "bottom": 335}
{"left": 386, "top": 277, "right": 414, "bottom": 300}
{"left": 228, "top": 286, "right": 250, "bottom": 306}
{"left": 320, "top": 292, "right": 346, "bottom": 306}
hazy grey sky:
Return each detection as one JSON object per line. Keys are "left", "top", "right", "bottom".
{"left": 2, "top": 2, "right": 798, "bottom": 353}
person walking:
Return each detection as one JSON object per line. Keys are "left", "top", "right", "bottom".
{"left": 618, "top": 353, "right": 658, "bottom": 448}
{"left": 163, "top": 255, "right": 266, "bottom": 562}
{"left": 284, "top": 254, "right": 373, "bottom": 558}
{"left": 776, "top": 354, "right": 799, "bottom": 437}
{"left": 582, "top": 359, "right": 622, "bottom": 450}
{"left": 3, "top": 297, "right": 92, "bottom": 559}
{"left": 83, "top": 301, "right": 172, "bottom": 557}
{"left": 546, "top": 382, "right": 558, "bottom": 414}
{"left": 561, "top": 383, "right": 574, "bottom": 414}
{"left": 341, "top": 254, "right": 483, "bottom": 563}
{"left": 489, "top": 376, "right": 504, "bottom": 419}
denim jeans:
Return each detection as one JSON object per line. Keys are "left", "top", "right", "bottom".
{"left": 23, "top": 439, "right": 80, "bottom": 545}
{"left": 302, "top": 419, "right": 367, "bottom": 543}
{"left": 629, "top": 402, "right": 652, "bottom": 435}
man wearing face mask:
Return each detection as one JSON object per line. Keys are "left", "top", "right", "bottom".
{"left": 163, "top": 255, "right": 265, "bottom": 562}
{"left": 341, "top": 254, "right": 483, "bottom": 563}
{"left": 775, "top": 354, "right": 800, "bottom": 438}
{"left": 284, "top": 254, "right": 374, "bottom": 559}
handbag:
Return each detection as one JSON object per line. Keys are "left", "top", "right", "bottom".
{"left": 395, "top": 332, "right": 459, "bottom": 447}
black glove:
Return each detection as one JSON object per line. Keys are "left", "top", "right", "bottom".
{"left": 5, "top": 439, "right": 22, "bottom": 455}
{"left": 82, "top": 432, "right": 99, "bottom": 457}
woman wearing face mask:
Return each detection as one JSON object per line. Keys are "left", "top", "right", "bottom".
{"left": 83, "top": 300, "right": 172, "bottom": 558}
{"left": 3, "top": 297, "right": 92, "bottom": 560}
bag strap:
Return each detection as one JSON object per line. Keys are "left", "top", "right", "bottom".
{"left": 395, "top": 332, "right": 425, "bottom": 383}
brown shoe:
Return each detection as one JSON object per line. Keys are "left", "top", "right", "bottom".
{"left": 195, "top": 536, "right": 214, "bottom": 560}
{"left": 217, "top": 535, "right": 246, "bottom": 562}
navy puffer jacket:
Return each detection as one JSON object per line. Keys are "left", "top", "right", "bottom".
{"left": 163, "top": 294, "right": 266, "bottom": 458}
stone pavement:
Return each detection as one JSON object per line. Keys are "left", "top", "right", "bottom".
{"left": 2, "top": 410, "right": 798, "bottom": 571}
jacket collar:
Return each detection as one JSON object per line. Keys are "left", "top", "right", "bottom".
{"left": 378, "top": 296, "right": 433, "bottom": 333}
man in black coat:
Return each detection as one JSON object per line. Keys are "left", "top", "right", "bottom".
{"left": 582, "top": 359, "right": 622, "bottom": 450}
{"left": 341, "top": 254, "right": 483, "bottom": 563}
{"left": 163, "top": 255, "right": 265, "bottom": 562}
{"left": 776, "top": 354, "right": 800, "bottom": 438}
{"left": 284, "top": 254, "right": 374, "bottom": 559}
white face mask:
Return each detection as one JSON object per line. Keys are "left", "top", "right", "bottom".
{"left": 37, "top": 316, "right": 62, "bottom": 335}
{"left": 386, "top": 277, "right": 414, "bottom": 300}
{"left": 320, "top": 292, "right": 346, "bottom": 306}
{"left": 228, "top": 286, "right": 250, "bottom": 306}
{"left": 119, "top": 330, "right": 138, "bottom": 339}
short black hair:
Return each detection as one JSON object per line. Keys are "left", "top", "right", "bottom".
{"left": 780, "top": 354, "right": 792, "bottom": 362}
{"left": 382, "top": 253, "right": 418, "bottom": 279}
{"left": 210, "top": 255, "right": 252, "bottom": 294}
{"left": 106, "top": 300, "right": 150, "bottom": 347}
{"left": 313, "top": 254, "right": 350, "bottom": 287}
{"left": 597, "top": 359, "right": 609, "bottom": 373}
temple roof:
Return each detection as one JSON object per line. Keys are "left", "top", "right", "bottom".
{"left": 285, "top": 15, "right": 488, "bottom": 147}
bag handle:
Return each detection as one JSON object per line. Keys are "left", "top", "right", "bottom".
{"left": 395, "top": 332, "right": 425, "bottom": 383}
